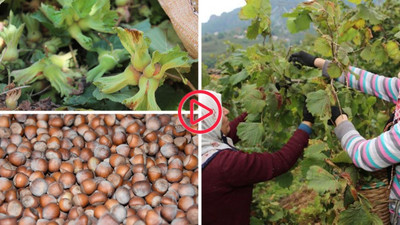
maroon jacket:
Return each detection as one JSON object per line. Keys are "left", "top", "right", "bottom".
{"left": 202, "top": 113, "right": 310, "bottom": 225}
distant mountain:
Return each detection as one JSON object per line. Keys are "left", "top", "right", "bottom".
{"left": 202, "top": 0, "right": 304, "bottom": 35}
{"left": 202, "top": 0, "right": 382, "bottom": 35}
{"left": 202, "top": 8, "right": 249, "bottom": 35}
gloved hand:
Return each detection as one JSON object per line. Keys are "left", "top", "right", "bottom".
{"left": 289, "top": 51, "right": 317, "bottom": 69}
{"left": 329, "top": 106, "right": 347, "bottom": 126}
{"left": 303, "top": 104, "right": 315, "bottom": 124}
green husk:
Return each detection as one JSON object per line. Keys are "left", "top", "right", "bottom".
{"left": 142, "top": 46, "right": 190, "bottom": 80}
{"left": 0, "top": 17, "right": 25, "bottom": 61}
{"left": 116, "top": 27, "right": 151, "bottom": 71}
{"left": 11, "top": 52, "right": 78, "bottom": 97}
{"left": 42, "top": 64, "right": 75, "bottom": 97}
{"left": 122, "top": 76, "right": 148, "bottom": 110}
{"left": 22, "top": 13, "right": 42, "bottom": 43}
{"left": 94, "top": 64, "right": 140, "bottom": 93}
{"left": 43, "top": 37, "right": 63, "bottom": 54}
{"left": 49, "top": 51, "right": 74, "bottom": 70}
{"left": 87, "top": 49, "right": 127, "bottom": 82}
{"left": 40, "top": 0, "right": 118, "bottom": 51}
{"left": 11, "top": 60, "right": 46, "bottom": 84}
{"left": 146, "top": 78, "right": 160, "bottom": 110}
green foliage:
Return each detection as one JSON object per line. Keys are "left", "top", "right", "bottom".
{"left": 237, "top": 122, "right": 265, "bottom": 147}
{"left": 0, "top": 0, "right": 195, "bottom": 110}
{"left": 205, "top": 0, "right": 398, "bottom": 223}
{"left": 239, "top": 0, "right": 271, "bottom": 39}
{"left": 306, "top": 166, "right": 342, "bottom": 194}
{"left": 306, "top": 89, "right": 331, "bottom": 121}
{"left": 94, "top": 28, "right": 191, "bottom": 110}
{"left": 338, "top": 201, "right": 383, "bottom": 225}
{"left": 40, "top": 0, "right": 118, "bottom": 50}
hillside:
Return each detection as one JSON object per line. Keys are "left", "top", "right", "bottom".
{"left": 202, "top": 0, "right": 304, "bottom": 35}
{"left": 201, "top": 0, "right": 381, "bottom": 68}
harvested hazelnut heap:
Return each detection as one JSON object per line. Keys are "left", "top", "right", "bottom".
{"left": 0, "top": 114, "right": 198, "bottom": 225}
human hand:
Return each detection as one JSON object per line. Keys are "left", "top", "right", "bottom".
{"left": 303, "top": 104, "right": 315, "bottom": 124}
{"left": 289, "top": 51, "right": 317, "bottom": 69}
{"left": 329, "top": 106, "right": 348, "bottom": 126}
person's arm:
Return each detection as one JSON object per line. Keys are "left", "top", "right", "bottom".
{"left": 220, "top": 125, "right": 310, "bottom": 187}
{"left": 315, "top": 58, "right": 400, "bottom": 104}
{"left": 334, "top": 113, "right": 400, "bottom": 171}
{"left": 227, "top": 112, "right": 248, "bottom": 144}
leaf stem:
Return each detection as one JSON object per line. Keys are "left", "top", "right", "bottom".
{"left": 0, "top": 85, "right": 31, "bottom": 96}
{"left": 69, "top": 44, "right": 79, "bottom": 68}
{"left": 98, "top": 33, "right": 114, "bottom": 52}
{"left": 166, "top": 72, "right": 196, "bottom": 91}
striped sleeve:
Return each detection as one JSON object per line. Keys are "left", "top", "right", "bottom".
{"left": 336, "top": 66, "right": 400, "bottom": 104}
{"left": 334, "top": 120, "right": 400, "bottom": 171}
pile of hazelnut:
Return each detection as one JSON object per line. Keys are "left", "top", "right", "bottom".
{"left": 0, "top": 114, "right": 198, "bottom": 225}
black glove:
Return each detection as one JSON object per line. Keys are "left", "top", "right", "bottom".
{"left": 289, "top": 51, "right": 317, "bottom": 69}
{"left": 329, "top": 106, "right": 347, "bottom": 125}
{"left": 303, "top": 105, "right": 315, "bottom": 123}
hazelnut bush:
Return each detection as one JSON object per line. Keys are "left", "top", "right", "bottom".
{"left": 0, "top": 114, "right": 198, "bottom": 225}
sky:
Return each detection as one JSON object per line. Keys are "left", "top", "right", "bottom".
{"left": 200, "top": 0, "right": 246, "bottom": 23}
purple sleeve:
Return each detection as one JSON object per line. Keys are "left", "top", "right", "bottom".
{"left": 219, "top": 129, "right": 309, "bottom": 186}
{"left": 227, "top": 112, "right": 248, "bottom": 144}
